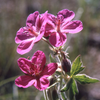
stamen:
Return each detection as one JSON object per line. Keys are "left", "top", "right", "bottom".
{"left": 27, "top": 56, "right": 30, "bottom": 59}
{"left": 57, "top": 19, "right": 61, "bottom": 32}
{"left": 28, "top": 27, "right": 38, "bottom": 36}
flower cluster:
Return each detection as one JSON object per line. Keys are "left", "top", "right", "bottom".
{"left": 15, "top": 9, "right": 83, "bottom": 91}
{"left": 15, "top": 9, "right": 83, "bottom": 55}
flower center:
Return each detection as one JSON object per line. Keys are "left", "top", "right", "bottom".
{"left": 34, "top": 67, "right": 41, "bottom": 76}
{"left": 28, "top": 27, "right": 38, "bottom": 37}
{"left": 28, "top": 64, "right": 42, "bottom": 78}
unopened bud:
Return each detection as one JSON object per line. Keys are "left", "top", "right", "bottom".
{"left": 61, "top": 58, "right": 71, "bottom": 73}
{"left": 48, "top": 76, "right": 56, "bottom": 86}
{"left": 47, "top": 76, "right": 58, "bottom": 100}
{"left": 52, "top": 89, "right": 59, "bottom": 100}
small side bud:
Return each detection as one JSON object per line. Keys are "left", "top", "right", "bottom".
{"left": 52, "top": 89, "right": 59, "bottom": 100}
{"left": 47, "top": 76, "right": 58, "bottom": 100}
{"left": 61, "top": 58, "right": 71, "bottom": 73}
{"left": 48, "top": 76, "right": 56, "bottom": 86}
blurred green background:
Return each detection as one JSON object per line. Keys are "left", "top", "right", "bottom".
{"left": 0, "top": 0, "right": 100, "bottom": 100}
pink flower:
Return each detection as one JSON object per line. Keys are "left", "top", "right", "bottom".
{"left": 44, "top": 9, "right": 83, "bottom": 47}
{"left": 15, "top": 11, "right": 47, "bottom": 55}
{"left": 15, "top": 50, "right": 57, "bottom": 91}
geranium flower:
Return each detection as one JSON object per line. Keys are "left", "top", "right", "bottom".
{"left": 15, "top": 11, "right": 47, "bottom": 55}
{"left": 15, "top": 50, "right": 58, "bottom": 91}
{"left": 44, "top": 9, "right": 83, "bottom": 47}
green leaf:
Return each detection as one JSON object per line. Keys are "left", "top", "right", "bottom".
{"left": 70, "top": 79, "right": 78, "bottom": 95}
{"left": 61, "top": 78, "right": 78, "bottom": 100}
{"left": 70, "top": 55, "right": 85, "bottom": 75}
{"left": 69, "top": 78, "right": 78, "bottom": 100}
{"left": 60, "top": 78, "right": 72, "bottom": 92}
{"left": 61, "top": 92, "right": 67, "bottom": 100}
{"left": 49, "top": 54, "right": 56, "bottom": 63}
{"left": 74, "top": 74, "right": 99, "bottom": 84}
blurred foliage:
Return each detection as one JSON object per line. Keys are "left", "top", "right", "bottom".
{"left": 0, "top": 0, "right": 100, "bottom": 100}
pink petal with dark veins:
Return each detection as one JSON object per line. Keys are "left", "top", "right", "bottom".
{"left": 26, "top": 11, "right": 39, "bottom": 26}
{"left": 34, "top": 77, "right": 49, "bottom": 91}
{"left": 15, "top": 75, "right": 36, "bottom": 88}
{"left": 31, "top": 50, "right": 46, "bottom": 70}
{"left": 57, "top": 9, "right": 75, "bottom": 23}
{"left": 17, "top": 38, "right": 35, "bottom": 55}
{"left": 62, "top": 20, "right": 83, "bottom": 34}
{"left": 41, "top": 63, "right": 58, "bottom": 77}
{"left": 49, "top": 32, "right": 67, "bottom": 47}
{"left": 15, "top": 27, "right": 34, "bottom": 44}
{"left": 17, "top": 58, "right": 32, "bottom": 74}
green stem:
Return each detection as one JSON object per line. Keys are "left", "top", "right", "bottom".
{"left": 0, "top": 75, "right": 20, "bottom": 87}
{"left": 47, "top": 82, "right": 59, "bottom": 90}
{"left": 43, "top": 90, "right": 48, "bottom": 100}
{"left": 42, "top": 37, "right": 54, "bottom": 49}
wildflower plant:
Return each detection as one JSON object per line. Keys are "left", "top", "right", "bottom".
{"left": 15, "top": 9, "right": 99, "bottom": 100}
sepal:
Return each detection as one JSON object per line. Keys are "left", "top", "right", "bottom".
{"left": 49, "top": 54, "right": 56, "bottom": 63}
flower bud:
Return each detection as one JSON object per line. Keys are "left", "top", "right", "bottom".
{"left": 47, "top": 76, "right": 58, "bottom": 100}
{"left": 48, "top": 76, "right": 56, "bottom": 86}
{"left": 52, "top": 89, "right": 59, "bottom": 100}
{"left": 61, "top": 58, "right": 71, "bottom": 73}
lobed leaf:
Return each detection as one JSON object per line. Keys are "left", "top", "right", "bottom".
{"left": 61, "top": 78, "right": 78, "bottom": 100}
{"left": 70, "top": 55, "right": 85, "bottom": 76}
{"left": 60, "top": 78, "right": 72, "bottom": 92}
{"left": 74, "top": 74, "right": 99, "bottom": 84}
{"left": 69, "top": 78, "right": 78, "bottom": 100}
{"left": 61, "top": 92, "right": 68, "bottom": 100}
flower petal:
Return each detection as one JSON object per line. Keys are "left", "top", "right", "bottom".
{"left": 44, "top": 22, "right": 55, "bottom": 37}
{"left": 40, "top": 11, "right": 56, "bottom": 26}
{"left": 17, "top": 58, "right": 32, "bottom": 74}
{"left": 34, "top": 78, "right": 49, "bottom": 91}
{"left": 35, "top": 11, "right": 48, "bottom": 32}
{"left": 57, "top": 9, "right": 75, "bottom": 23}
{"left": 62, "top": 20, "right": 83, "bottom": 33}
{"left": 49, "top": 32, "right": 67, "bottom": 47}
{"left": 15, "top": 27, "right": 34, "bottom": 44}
{"left": 31, "top": 50, "right": 46, "bottom": 69}
{"left": 34, "top": 28, "right": 44, "bottom": 43}
{"left": 26, "top": 11, "right": 39, "bottom": 26}
{"left": 40, "top": 12, "right": 56, "bottom": 37}
{"left": 15, "top": 75, "right": 36, "bottom": 88}
{"left": 17, "top": 38, "right": 35, "bottom": 55}
{"left": 41, "top": 63, "right": 58, "bottom": 77}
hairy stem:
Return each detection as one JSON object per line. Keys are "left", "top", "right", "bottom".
{"left": 43, "top": 90, "right": 48, "bottom": 100}
{"left": 42, "top": 37, "right": 54, "bottom": 49}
